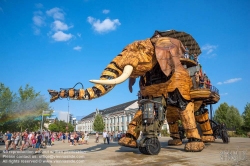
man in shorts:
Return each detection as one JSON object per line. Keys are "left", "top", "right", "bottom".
{"left": 20, "top": 130, "right": 28, "bottom": 151}
{"left": 4, "top": 131, "right": 12, "bottom": 152}
{"left": 35, "top": 131, "right": 42, "bottom": 153}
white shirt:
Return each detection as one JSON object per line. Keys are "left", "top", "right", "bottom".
{"left": 103, "top": 132, "right": 107, "bottom": 138}
{"left": 84, "top": 135, "right": 89, "bottom": 140}
{"left": 28, "top": 133, "right": 32, "bottom": 140}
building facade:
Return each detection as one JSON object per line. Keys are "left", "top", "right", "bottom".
{"left": 76, "top": 100, "right": 169, "bottom": 133}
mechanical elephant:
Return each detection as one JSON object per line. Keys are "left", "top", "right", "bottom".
{"left": 48, "top": 32, "right": 207, "bottom": 153}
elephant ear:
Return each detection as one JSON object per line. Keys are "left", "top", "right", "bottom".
{"left": 154, "top": 37, "right": 175, "bottom": 77}
{"left": 155, "top": 37, "right": 185, "bottom": 76}
{"left": 129, "top": 78, "right": 136, "bottom": 93}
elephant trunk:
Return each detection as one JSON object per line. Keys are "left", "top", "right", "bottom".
{"left": 48, "top": 61, "right": 132, "bottom": 102}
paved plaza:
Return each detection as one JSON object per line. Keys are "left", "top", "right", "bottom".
{"left": 0, "top": 136, "right": 249, "bottom": 166}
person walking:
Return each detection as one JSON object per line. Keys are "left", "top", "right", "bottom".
{"left": 95, "top": 132, "right": 99, "bottom": 143}
{"left": 110, "top": 131, "right": 113, "bottom": 142}
{"left": 14, "top": 132, "right": 20, "bottom": 150}
{"left": 103, "top": 130, "right": 107, "bottom": 144}
{"left": 84, "top": 134, "right": 89, "bottom": 145}
{"left": 35, "top": 131, "right": 42, "bottom": 154}
{"left": 62, "top": 133, "right": 66, "bottom": 143}
{"left": 117, "top": 131, "right": 121, "bottom": 141}
{"left": 4, "top": 131, "right": 12, "bottom": 152}
{"left": 20, "top": 131, "right": 28, "bottom": 151}
{"left": 106, "top": 131, "right": 110, "bottom": 144}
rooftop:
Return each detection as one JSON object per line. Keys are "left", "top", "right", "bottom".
{"left": 81, "top": 99, "right": 137, "bottom": 120}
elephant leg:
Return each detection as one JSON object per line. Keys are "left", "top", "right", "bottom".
{"left": 179, "top": 102, "right": 205, "bottom": 152}
{"left": 195, "top": 111, "right": 215, "bottom": 142}
{"left": 166, "top": 106, "right": 182, "bottom": 146}
{"left": 118, "top": 110, "right": 142, "bottom": 148}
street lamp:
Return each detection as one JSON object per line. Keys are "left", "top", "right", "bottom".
{"left": 41, "top": 110, "right": 51, "bottom": 131}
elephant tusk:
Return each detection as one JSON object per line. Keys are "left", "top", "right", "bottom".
{"left": 89, "top": 65, "right": 133, "bottom": 85}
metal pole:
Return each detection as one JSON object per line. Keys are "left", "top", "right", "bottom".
{"left": 210, "top": 104, "right": 213, "bottom": 120}
{"left": 41, "top": 110, "right": 44, "bottom": 131}
{"left": 68, "top": 101, "right": 69, "bottom": 123}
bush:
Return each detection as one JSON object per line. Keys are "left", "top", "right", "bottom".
{"left": 227, "top": 131, "right": 236, "bottom": 137}
{"left": 160, "top": 129, "right": 170, "bottom": 137}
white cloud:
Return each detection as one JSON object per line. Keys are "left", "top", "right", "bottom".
{"left": 52, "top": 31, "right": 73, "bottom": 41}
{"left": 52, "top": 20, "right": 72, "bottom": 31}
{"left": 103, "top": 9, "right": 110, "bottom": 14}
{"left": 73, "top": 46, "right": 82, "bottom": 51}
{"left": 220, "top": 93, "right": 228, "bottom": 96}
{"left": 224, "top": 78, "right": 242, "bottom": 84}
{"left": 32, "top": 11, "right": 45, "bottom": 35}
{"left": 77, "top": 33, "right": 81, "bottom": 37}
{"left": 201, "top": 44, "right": 218, "bottom": 55}
{"left": 33, "top": 27, "right": 41, "bottom": 35}
{"left": 46, "top": 7, "right": 64, "bottom": 20}
{"left": 0, "top": 7, "right": 3, "bottom": 12}
{"left": 217, "top": 78, "right": 242, "bottom": 85}
{"left": 35, "top": 3, "right": 43, "bottom": 8}
{"left": 33, "top": 15, "right": 45, "bottom": 26}
{"left": 87, "top": 16, "right": 121, "bottom": 33}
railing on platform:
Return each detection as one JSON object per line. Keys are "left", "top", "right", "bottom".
{"left": 210, "top": 85, "right": 219, "bottom": 94}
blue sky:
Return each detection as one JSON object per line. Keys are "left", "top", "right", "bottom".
{"left": 1, "top": 0, "right": 249, "bottom": 118}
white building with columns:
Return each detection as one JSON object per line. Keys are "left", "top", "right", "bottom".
{"left": 76, "top": 100, "right": 169, "bottom": 133}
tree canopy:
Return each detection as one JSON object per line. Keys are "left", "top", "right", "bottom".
{"left": 93, "top": 113, "right": 105, "bottom": 132}
{"left": 214, "top": 102, "right": 243, "bottom": 129}
{"left": 242, "top": 103, "right": 250, "bottom": 129}
{"left": 48, "top": 120, "right": 74, "bottom": 132}
{"left": 0, "top": 83, "right": 53, "bottom": 132}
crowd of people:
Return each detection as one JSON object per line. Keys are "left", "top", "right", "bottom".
{"left": 2, "top": 130, "right": 127, "bottom": 153}
{"left": 194, "top": 71, "right": 212, "bottom": 89}
{"left": 101, "top": 130, "right": 125, "bottom": 144}
{"left": 3, "top": 130, "right": 47, "bottom": 153}
{"left": 182, "top": 46, "right": 212, "bottom": 90}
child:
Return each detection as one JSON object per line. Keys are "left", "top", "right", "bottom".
{"left": 51, "top": 134, "right": 55, "bottom": 145}
{"left": 32, "top": 136, "right": 36, "bottom": 148}
{"left": 62, "top": 133, "right": 66, "bottom": 143}
{"left": 84, "top": 134, "right": 89, "bottom": 145}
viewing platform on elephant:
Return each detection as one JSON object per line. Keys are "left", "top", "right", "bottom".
{"left": 190, "top": 85, "right": 220, "bottom": 104}
{"left": 180, "top": 58, "right": 198, "bottom": 68}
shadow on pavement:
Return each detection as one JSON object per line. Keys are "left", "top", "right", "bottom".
{"left": 64, "top": 142, "right": 121, "bottom": 153}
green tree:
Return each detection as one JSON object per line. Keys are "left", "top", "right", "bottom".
{"left": 18, "top": 84, "right": 40, "bottom": 101}
{"left": 15, "top": 84, "right": 53, "bottom": 132}
{"left": 48, "top": 123, "right": 59, "bottom": 132}
{"left": 214, "top": 102, "right": 229, "bottom": 124}
{"left": 0, "top": 83, "right": 16, "bottom": 132}
{"left": 49, "top": 120, "right": 74, "bottom": 132}
{"left": 0, "top": 83, "right": 53, "bottom": 132}
{"left": 242, "top": 103, "right": 250, "bottom": 129}
{"left": 225, "top": 106, "right": 243, "bottom": 129}
{"left": 214, "top": 103, "right": 243, "bottom": 129}
{"left": 93, "top": 113, "right": 105, "bottom": 132}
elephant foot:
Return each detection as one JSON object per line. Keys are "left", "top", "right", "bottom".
{"left": 118, "top": 136, "right": 137, "bottom": 148}
{"left": 201, "top": 135, "right": 215, "bottom": 143}
{"left": 168, "top": 139, "right": 182, "bottom": 146}
{"left": 184, "top": 142, "right": 205, "bottom": 152}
